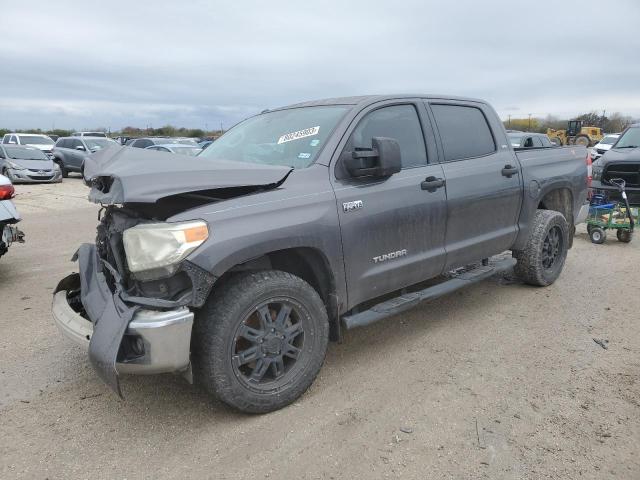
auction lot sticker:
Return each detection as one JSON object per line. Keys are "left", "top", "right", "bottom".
{"left": 278, "top": 126, "right": 320, "bottom": 144}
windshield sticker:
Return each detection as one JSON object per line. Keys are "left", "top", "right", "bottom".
{"left": 310, "top": 139, "right": 320, "bottom": 147}
{"left": 297, "top": 152, "right": 311, "bottom": 159}
{"left": 278, "top": 126, "right": 320, "bottom": 144}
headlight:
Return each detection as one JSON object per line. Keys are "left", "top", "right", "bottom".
{"left": 8, "top": 161, "right": 25, "bottom": 170}
{"left": 123, "top": 220, "right": 209, "bottom": 276}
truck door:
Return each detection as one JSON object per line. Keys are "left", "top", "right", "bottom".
{"left": 427, "top": 101, "right": 523, "bottom": 269}
{"left": 333, "top": 102, "right": 447, "bottom": 309}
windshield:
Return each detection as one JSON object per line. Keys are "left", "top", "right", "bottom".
{"left": 84, "top": 138, "right": 116, "bottom": 150}
{"left": 507, "top": 134, "right": 522, "bottom": 147}
{"left": 5, "top": 146, "right": 48, "bottom": 160}
{"left": 199, "top": 106, "right": 349, "bottom": 168}
{"left": 614, "top": 127, "right": 640, "bottom": 149}
{"left": 171, "top": 146, "right": 202, "bottom": 156}
{"left": 600, "top": 135, "right": 619, "bottom": 145}
{"left": 19, "top": 135, "right": 54, "bottom": 146}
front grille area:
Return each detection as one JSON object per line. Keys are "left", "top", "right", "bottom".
{"left": 603, "top": 162, "right": 640, "bottom": 188}
{"left": 28, "top": 175, "right": 55, "bottom": 180}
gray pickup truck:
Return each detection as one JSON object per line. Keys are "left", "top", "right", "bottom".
{"left": 52, "top": 94, "right": 590, "bottom": 413}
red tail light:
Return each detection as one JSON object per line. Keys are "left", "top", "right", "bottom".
{"left": 0, "top": 184, "right": 15, "bottom": 200}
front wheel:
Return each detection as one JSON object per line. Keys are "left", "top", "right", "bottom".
{"left": 590, "top": 227, "right": 606, "bottom": 244}
{"left": 55, "top": 160, "right": 68, "bottom": 178}
{"left": 513, "top": 210, "right": 569, "bottom": 286}
{"left": 192, "top": 270, "right": 329, "bottom": 413}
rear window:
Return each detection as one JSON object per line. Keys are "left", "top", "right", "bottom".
{"left": 17, "top": 135, "right": 54, "bottom": 146}
{"left": 430, "top": 104, "right": 496, "bottom": 161}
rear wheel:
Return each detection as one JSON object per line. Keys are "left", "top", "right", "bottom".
{"left": 616, "top": 229, "right": 633, "bottom": 243}
{"left": 513, "top": 210, "right": 569, "bottom": 286}
{"left": 590, "top": 226, "right": 606, "bottom": 244}
{"left": 192, "top": 270, "right": 329, "bottom": 413}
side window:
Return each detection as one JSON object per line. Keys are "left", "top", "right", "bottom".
{"left": 532, "top": 136, "right": 544, "bottom": 147}
{"left": 10, "top": 135, "right": 18, "bottom": 144}
{"left": 2, "top": 134, "right": 8, "bottom": 144}
{"left": 70, "top": 139, "right": 83, "bottom": 149}
{"left": 348, "top": 105, "right": 427, "bottom": 168}
{"left": 430, "top": 104, "right": 496, "bottom": 161}
{"left": 541, "top": 136, "right": 552, "bottom": 147}
{"left": 523, "top": 137, "right": 533, "bottom": 148}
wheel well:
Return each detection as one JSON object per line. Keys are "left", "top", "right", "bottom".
{"left": 216, "top": 247, "right": 341, "bottom": 341}
{"left": 538, "top": 188, "right": 574, "bottom": 247}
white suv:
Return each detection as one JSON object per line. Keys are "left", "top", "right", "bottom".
{"left": 2, "top": 133, "right": 55, "bottom": 158}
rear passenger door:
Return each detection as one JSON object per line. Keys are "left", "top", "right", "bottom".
{"left": 427, "top": 101, "right": 523, "bottom": 269}
{"left": 333, "top": 101, "right": 448, "bottom": 309}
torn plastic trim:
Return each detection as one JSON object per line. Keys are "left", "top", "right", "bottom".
{"left": 62, "top": 243, "right": 208, "bottom": 397}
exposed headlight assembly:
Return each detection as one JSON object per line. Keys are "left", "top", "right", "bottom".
{"left": 123, "top": 220, "right": 209, "bottom": 278}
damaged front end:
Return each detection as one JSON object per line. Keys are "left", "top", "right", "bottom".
{"left": 53, "top": 146, "right": 293, "bottom": 396}
{"left": 53, "top": 206, "right": 215, "bottom": 397}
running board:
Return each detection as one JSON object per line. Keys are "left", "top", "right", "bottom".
{"left": 341, "top": 256, "right": 516, "bottom": 330}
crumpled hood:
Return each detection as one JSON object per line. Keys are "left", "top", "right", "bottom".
{"left": 84, "top": 145, "right": 293, "bottom": 204}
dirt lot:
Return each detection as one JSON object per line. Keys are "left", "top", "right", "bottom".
{"left": 1, "top": 178, "right": 639, "bottom": 479}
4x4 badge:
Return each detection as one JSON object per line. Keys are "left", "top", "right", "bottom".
{"left": 342, "top": 200, "right": 363, "bottom": 212}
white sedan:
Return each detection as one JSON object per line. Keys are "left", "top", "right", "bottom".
{"left": 591, "top": 134, "right": 620, "bottom": 160}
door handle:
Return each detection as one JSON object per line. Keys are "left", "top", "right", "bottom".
{"left": 501, "top": 165, "right": 519, "bottom": 178}
{"left": 421, "top": 176, "right": 445, "bottom": 192}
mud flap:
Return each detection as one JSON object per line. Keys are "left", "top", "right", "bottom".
{"left": 74, "top": 243, "right": 139, "bottom": 397}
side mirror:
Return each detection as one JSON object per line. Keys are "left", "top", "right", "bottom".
{"left": 344, "top": 137, "right": 402, "bottom": 178}
{"left": 75, "top": 145, "right": 86, "bottom": 151}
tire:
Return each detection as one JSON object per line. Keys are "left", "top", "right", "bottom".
{"left": 574, "top": 135, "right": 590, "bottom": 147}
{"left": 616, "top": 229, "right": 633, "bottom": 243}
{"left": 513, "top": 210, "right": 569, "bottom": 286}
{"left": 590, "top": 226, "right": 606, "bottom": 244}
{"left": 192, "top": 270, "right": 329, "bottom": 413}
{"left": 586, "top": 224, "right": 595, "bottom": 235}
{"left": 55, "top": 160, "right": 68, "bottom": 178}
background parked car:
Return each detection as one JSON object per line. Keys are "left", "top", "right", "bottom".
{"left": 2, "top": 133, "right": 55, "bottom": 158}
{"left": 0, "top": 145, "right": 62, "bottom": 183}
{"left": 71, "top": 131, "right": 107, "bottom": 138}
{"left": 591, "top": 133, "right": 620, "bottom": 160}
{"left": 507, "top": 131, "right": 554, "bottom": 148}
{"left": 145, "top": 144, "right": 203, "bottom": 156}
{"left": 52, "top": 136, "right": 118, "bottom": 177}
{"left": 127, "top": 137, "right": 199, "bottom": 148}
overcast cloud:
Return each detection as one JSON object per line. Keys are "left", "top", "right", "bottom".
{"left": 1, "top": 0, "right": 639, "bottom": 130}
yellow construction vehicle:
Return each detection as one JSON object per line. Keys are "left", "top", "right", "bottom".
{"left": 546, "top": 120, "right": 603, "bottom": 147}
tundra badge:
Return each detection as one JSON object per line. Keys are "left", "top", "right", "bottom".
{"left": 373, "top": 249, "right": 407, "bottom": 264}
{"left": 343, "top": 200, "right": 363, "bottom": 212}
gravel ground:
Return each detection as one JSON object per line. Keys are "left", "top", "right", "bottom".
{"left": 1, "top": 178, "right": 639, "bottom": 479}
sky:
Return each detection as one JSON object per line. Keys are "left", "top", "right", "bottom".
{"left": 1, "top": 0, "right": 639, "bottom": 131}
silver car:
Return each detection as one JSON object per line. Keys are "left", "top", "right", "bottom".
{"left": 145, "top": 143, "right": 203, "bottom": 156}
{"left": 0, "top": 145, "right": 62, "bottom": 183}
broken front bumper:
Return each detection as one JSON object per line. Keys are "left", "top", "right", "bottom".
{"left": 52, "top": 244, "right": 194, "bottom": 396}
